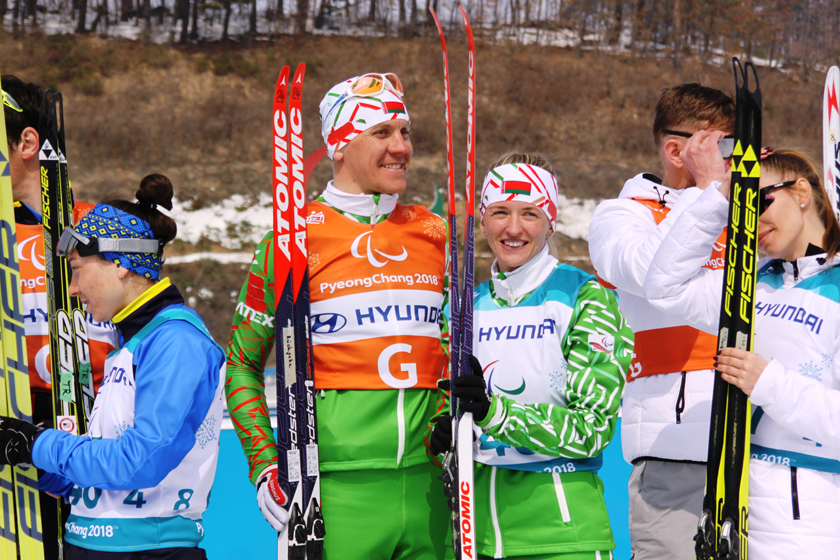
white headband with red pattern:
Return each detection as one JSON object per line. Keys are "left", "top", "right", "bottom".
{"left": 318, "top": 76, "right": 410, "bottom": 160}
{"left": 480, "top": 163, "right": 559, "bottom": 227}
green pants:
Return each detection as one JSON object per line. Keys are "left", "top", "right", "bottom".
{"left": 475, "top": 465, "right": 615, "bottom": 557}
{"left": 478, "top": 551, "right": 614, "bottom": 560}
{"left": 322, "top": 463, "right": 455, "bottom": 560}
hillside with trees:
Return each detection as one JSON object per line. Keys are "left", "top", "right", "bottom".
{"left": 0, "top": 27, "right": 830, "bottom": 342}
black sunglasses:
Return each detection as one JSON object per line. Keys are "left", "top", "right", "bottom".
{"left": 661, "top": 128, "right": 736, "bottom": 159}
{"left": 758, "top": 181, "right": 797, "bottom": 216}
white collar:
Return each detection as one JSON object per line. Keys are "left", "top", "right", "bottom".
{"left": 776, "top": 252, "right": 839, "bottom": 280}
{"left": 489, "top": 245, "right": 558, "bottom": 306}
{"left": 321, "top": 181, "right": 399, "bottom": 221}
{"left": 618, "top": 172, "right": 686, "bottom": 207}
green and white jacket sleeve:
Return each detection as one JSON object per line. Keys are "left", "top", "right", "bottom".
{"left": 476, "top": 279, "right": 632, "bottom": 459}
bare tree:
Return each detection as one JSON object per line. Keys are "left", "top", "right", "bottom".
{"left": 607, "top": 0, "right": 622, "bottom": 45}
{"left": 250, "top": 0, "right": 257, "bottom": 34}
{"left": 222, "top": 0, "right": 233, "bottom": 39}
{"left": 141, "top": 0, "right": 151, "bottom": 41}
{"left": 12, "top": 0, "right": 21, "bottom": 37}
{"left": 77, "top": 0, "right": 89, "bottom": 31}
{"left": 672, "top": 0, "right": 681, "bottom": 68}
{"left": 296, "top": 0, "right": 308, "bottom": 32}
{"left": 189, "top": 0, "right": 199, "bottom": 40}
{"left": 176, "top": 0, "right": 189, "bottom": 42}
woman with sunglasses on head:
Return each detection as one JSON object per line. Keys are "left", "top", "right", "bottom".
{"left": 429, "top": 153, "right": 635, "bottom": 560}
{"left": 226, "top": 73, "right": 453, "bottom": 559}
{"left": 0, "top": 174, "right": 226, "bottom": 560}
{"left": 641, "top": 142, "right": 840, "bottom": 559}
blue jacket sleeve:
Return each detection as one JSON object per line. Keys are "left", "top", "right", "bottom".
{"left": 32, "top": 319, "right": 224, "bottom": 490}
{"left": 38, "top": 471, "right": 74, "bottom": 499}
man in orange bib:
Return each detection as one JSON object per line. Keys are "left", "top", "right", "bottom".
{"left": 226, "top": 73, "right": 452, "bottom": 559}
{"left": 3, "top": 74, "right": 116, "bottom": 559}
{"left": 588, "top": 84, "right": 735, "bottom": 560}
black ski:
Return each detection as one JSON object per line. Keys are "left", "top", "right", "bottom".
{"left": 39, "top": 91, "right": 94, "bottom": 439}
{"left": 695, "top": 58, "right": 761, "bottom": 560}
{"left": 273, "top": 63, "right": 323, "bottom": 560}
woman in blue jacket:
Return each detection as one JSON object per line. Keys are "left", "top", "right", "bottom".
{"left": 0, "top": 174, "right": 225, "bottom": 560}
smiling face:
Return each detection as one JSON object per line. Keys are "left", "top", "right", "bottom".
{"left": 332, "top": 119, "right": 412, "bottom": 196}
{"left": 757, "top": 170, "right": 809, "bottom": 261}
{"left": 480, "top": 200, "right": 553, "bottom": 273}
{"left": 68, "top": 251, "right": 132, "bottom": 323}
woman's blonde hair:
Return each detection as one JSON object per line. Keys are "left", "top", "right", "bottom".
{"left": 488, "top": 151, "right": 555, "bottom": 175}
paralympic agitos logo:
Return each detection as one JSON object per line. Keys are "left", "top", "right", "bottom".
{"left": 17, "top": 235, "right": 45, "bottom": 271}
{"left": 351, "top": 231, "right": 407, "bottom": 268}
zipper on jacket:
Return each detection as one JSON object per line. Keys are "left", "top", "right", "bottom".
{"left": 790, "top": 466, "right": 800, "bottom": 520}
{"left": 675, "top": 371, "right": 687, "bottom": 424}
{"left": 551, "top": 472, "right": 572, "bottom": 523}
{"left": 396, "top": 388, "right": 406, "bottom": 466}
{"left": 490, "top": 466, "right": 503, "bottom": 558}
{"left": 792, "top": 260, "right": 799, "bottom": 280}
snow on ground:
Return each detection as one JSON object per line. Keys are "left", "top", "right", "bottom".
{"left": 167, "top": 190, "right": 598, "bottom": 258}
{"left": 169, "top": 192, "right": 274, "bottom": 250}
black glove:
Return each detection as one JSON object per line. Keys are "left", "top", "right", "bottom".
{"left": 451, "top": 355, "right": 492, "bottom": 423}
{"left": 0, "top": 416, "right": 45, "bottom": 466}
{"left": 429, "top": 414, "right": 452, "bottom": 456}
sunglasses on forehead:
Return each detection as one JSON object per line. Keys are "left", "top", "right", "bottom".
{"left": 325, "top": 73, "right": 404, "bottom": 122}
{"left": 2, "top": 89, "right": 22, "bottom": 113}
{"left": 661, "top": 128, "right": 736, "bottom": 159}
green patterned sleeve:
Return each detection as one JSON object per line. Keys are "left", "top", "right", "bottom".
{"left": 225, "top": 232, "right": 279, "bottom": 485}
{"left": 476, "top": 279, "right": 633, "bottom": 459}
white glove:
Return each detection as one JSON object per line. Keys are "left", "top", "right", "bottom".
{"left": 256, "top": 465, "right": 290, "bottom": 532}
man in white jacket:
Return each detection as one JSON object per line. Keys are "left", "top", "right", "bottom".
{"left": 588, "top": 83, "right": 734, "bottom": 560}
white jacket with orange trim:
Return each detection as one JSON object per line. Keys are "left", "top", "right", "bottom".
{"left": 643, "top": 184, "right": 840, "bottom": 469}
{"left": 589, "top": 174, "right": 724, "bottom": 464}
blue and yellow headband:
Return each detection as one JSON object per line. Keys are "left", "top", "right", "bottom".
{"left": 72, "top": 204, "right": 164, "bottom": 280}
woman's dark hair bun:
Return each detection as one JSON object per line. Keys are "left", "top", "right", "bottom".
{"left": 103, "top": 173, "right": 178, "bottom": 246}
{"left": 136, "top": 173, "right": 174, "bottom": 211}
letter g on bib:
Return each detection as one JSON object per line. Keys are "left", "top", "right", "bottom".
{"left": 377, "top": 343, "right": 418, "bottom": 388}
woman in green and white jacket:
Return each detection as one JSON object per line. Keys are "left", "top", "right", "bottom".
{"left": 431, "top": 153, "right": 634, "bottom": 560}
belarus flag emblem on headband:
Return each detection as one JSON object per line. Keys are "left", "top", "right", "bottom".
{"left": 383, "top": 101, "right": 407, "bottom": 115}
{"left": 502, "top": 180, "right": 531, "bottom": 195}
{"left": 480, "top": 163, "right": 559, "bottom": 227}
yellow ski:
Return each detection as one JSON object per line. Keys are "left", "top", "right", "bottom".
{"left": 0, "top": 81, "right": 46, "bottom": 560}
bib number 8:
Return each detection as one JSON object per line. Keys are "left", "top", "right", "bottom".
{"left": 174, "top": 489, "right": 194, "bottom": 510}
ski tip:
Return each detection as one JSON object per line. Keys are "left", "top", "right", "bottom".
{"left": 277, "top": 66, "right": 290, "bottom": 86}
{"left": 459, "top": 5, "right": 472, "bottom": 30}
{"left": 293, "top": 63, "right": 307, "bottom": 84}
{"left": 429, "top": 6, "right": 444, "bottom": 36}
